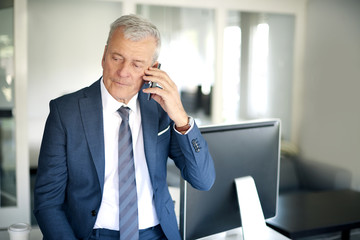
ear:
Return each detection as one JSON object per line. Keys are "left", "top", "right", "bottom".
{"left": 101, "top": 45, "right": 107, "bottom": 68}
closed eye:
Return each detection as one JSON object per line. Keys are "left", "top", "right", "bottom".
{"left": 132, "top": 62, "right": 145, "bottom": 70}
{"left": 112, "top": 56, "right": 123, "bottom": 61}
{"left": 111, "top": 53, "right": 124, "bottom": 62}
{"left": 134, "top": 60, "right": 145, "bottom": 67}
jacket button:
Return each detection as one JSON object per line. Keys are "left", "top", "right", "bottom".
{"left": 91, "top": 210, "right": 97, "bottom": 216}
{"left": 191, "top": 139, "right": 201, "bottom": 153}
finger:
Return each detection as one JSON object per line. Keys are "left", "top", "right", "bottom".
{"left": 142, "top": 85, "right": 165, "bottom": 98}
{"left": 145, "top": 68, "right": 179, "bottom": 94}
{"left": 144, "top": 67, "right": 162, "bottom": 77}
{"left": 143, "top": 75, "right": 173, "bottom": 93}
{"left": 150, "top": 94, "right": 163, "bottom": 105}
{"left": 144, "top": 68, "right": 171, "bottom": 87}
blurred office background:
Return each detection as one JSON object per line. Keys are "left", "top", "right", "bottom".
{"left": 0, "top": 0, "right": 359, "bottom": 235}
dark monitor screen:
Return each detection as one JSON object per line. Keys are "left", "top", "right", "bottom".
{"left": 180, "top": 120, "right": 280, "bottom": 240}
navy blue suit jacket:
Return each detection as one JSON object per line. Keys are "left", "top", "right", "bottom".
{"left": 34, "top": 79, "right": 215, "bottom": 240}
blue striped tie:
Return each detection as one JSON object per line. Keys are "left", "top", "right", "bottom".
{"left": 117, "top": 106, "right": 139, "bottom": 240}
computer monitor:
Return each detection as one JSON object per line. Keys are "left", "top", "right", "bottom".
{"left": 180, "top": 119, "right": 281, "bottom": 240}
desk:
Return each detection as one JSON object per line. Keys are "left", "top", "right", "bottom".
{"left": 266, "top": 190, "right": 360, "bottom": 239}
{"left": 196, "top": 226, "right": 289, "bottom": 240}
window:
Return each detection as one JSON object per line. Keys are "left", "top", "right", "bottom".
{"left": 0, "top": 3, "right": 16, "bottom": 207}
{"left": 224, "top": 11, "right": 295, "bottom": 140}
{"left": 137, "top": 5, "right": 216, "bottom": 125}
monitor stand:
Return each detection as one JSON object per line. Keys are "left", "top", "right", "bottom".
{"left": 234, "top": 176, "right": 290, "bottom": 240}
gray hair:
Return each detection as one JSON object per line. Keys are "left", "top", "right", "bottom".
{"left": 107, "top": 14, "right": 161, "bottom": 62}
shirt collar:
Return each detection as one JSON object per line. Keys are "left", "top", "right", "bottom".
{"left": 100, "top": 77, "right": 139, "bottom": 114}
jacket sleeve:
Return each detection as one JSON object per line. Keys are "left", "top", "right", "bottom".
{"left": 33, "top": 100, "right": 78, "bottom": 240}
{"left": 170, "top": 121, "right": 216, "bottom": 191}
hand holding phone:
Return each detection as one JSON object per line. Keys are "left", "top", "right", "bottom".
{"left": 147, "top": 63, "right": 162, "bottom": 100}
{"left": 143, "top": 63, "right": 189, "bottom": 127}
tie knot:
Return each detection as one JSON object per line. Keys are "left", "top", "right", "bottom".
{"left": 117, "top": 106, "right": 130, "bottom": 121}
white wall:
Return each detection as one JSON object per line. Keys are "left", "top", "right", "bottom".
{"left": 300, "top": 0, "right": 360, "bottom": 189}
{"left": 28, "top": 0, "right": 122, "bottom": 166}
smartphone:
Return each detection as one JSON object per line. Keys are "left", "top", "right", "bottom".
{"left": 147, "top": 63, "right": 162, "bottom": 100}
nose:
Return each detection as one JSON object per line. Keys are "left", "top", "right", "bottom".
{"left": 116, "top": 62, "right": 131, "bottom": 78}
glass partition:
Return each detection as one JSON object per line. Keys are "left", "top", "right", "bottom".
{"left": 136, "top": 6, "right": 295, "bottom": 138}
{"left": 137, "top": 5, "right": 216, "bottom": 126}
{"left": 0, "top": 1, "right": 16, "bottom": 207}
{"left": 224, "top": 11, "right": 295, "bottom": 140}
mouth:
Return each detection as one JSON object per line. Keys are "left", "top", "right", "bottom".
{"left": 112, "top": 79, "right": 130, "bottom": 87}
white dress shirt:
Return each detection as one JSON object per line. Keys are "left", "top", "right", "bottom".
{"left": 94, "top": 79, "right": 159, "bottom": 230}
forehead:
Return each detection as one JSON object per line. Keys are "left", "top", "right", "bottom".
{"left": 108, "top": 28, "right": 156, "bottom": 61}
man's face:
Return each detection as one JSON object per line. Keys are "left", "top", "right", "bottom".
{"left": 102, "top": 28, "right": 157, "bottom": 104}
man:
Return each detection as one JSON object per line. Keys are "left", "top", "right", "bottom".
{"left": 34, "top": 14, "right": 215, "bottom": 240}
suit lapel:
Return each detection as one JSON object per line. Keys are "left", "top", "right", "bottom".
{"left": 139, "top": 90, "right": 159, "bottom": 189}
{"left": 79, "top": 80, "right": 105, "bottom": 192}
